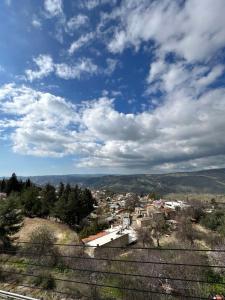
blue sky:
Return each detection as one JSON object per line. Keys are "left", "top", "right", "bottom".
{"left": 0, "top": 0, "right": 225, "bottom": 176}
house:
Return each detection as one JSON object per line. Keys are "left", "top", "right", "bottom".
{"left": 136, "top": 217, "right": 152, "bottom": 228}
{"left": 135, "top": 206, "right": 147, "bottom": 217}
{"left": 164, "top": 201, "right": 189, "bottom": 210}
{"left": 82, "top": 225, "right": 137, "bottom": 257}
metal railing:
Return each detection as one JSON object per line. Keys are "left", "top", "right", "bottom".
{"left": 0, "top": 290, "right": 39, "bottom": 300}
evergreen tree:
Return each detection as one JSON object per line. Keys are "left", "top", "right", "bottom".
{"left": 66, "top": 186, "right": 80, "bottom": 225}
{"left": 54, "top": 186, "right": 95, "bottom": 227}
{"left": 41, "top": 184, "right": 57, "bottom": 217}
{"left": 0, "top": 195, "right": 23, "bottom": 249}
{"left": 20, "top": 187, "right": 41, "bottom": 217}
{"left": 25, "top": 178, "right": 32, "bottom": 189}
{"left": 79, "top": 188, "right": 95, "bottom": 220}
{"left": 5, "top": 173, "right": 21, "bottom": 194}
{"left": 0, "top": 179, "right": 6, "bottom": 192}
{"left": 54, "top": 193, "right": 68, "bottom": 222}
{"left": 57, "top": 182, "right": 64, "bottom": 198}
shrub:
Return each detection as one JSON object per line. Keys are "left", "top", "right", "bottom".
{"left": 201, "top": 210, "right": 225, "bottom": 232}
{"left": 23, "top": 226, "right": 60, "bottom": 266}
{"left": 32, "top": 272, "right": 56, "bottom": 290}
{"left": 0, "top": 266, "right": 5, "bottom": 282}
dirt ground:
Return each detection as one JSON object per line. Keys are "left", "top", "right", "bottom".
{"left": 13, "top": 217, "right": 79, "bottom": 244}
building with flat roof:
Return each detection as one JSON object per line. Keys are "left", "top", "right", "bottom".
{"left": 82, "top": 226, "right": 137, "bottom": 257}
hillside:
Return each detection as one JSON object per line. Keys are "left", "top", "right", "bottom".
{"left": 27, "top": 168, "right": 225, "bottom": 195}
{"left": 14, "top": 217, "right": 79, "bottom": 244}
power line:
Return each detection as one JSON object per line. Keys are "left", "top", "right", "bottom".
{"left": 2, "top": 257, "right": 225, "bottom": 286}
{"left": 15, "top": 241, "right": 225, "bottom": 252}
{"left": 2, "top": 270, "right": 209, "bottom": 300}
{"left": 2, "top": 249, "right": 225, "bottom": 269}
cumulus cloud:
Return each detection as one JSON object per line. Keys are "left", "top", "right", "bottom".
{"left": 2, "top": 1, "right": 225, "bottom": 172}
{"left": 44, "top": 0, "right": 63, "bottom": 17}
{"left": 25, "top": 54, "right": 98, "bottom": 81}
{"left": 25, "top": 55, "right": 54, "bottom": 81}
{"left": 147, "top": 59, "right": 224, "bottom": 96}
{"left": 107, "top": 0, "right": 225, "bottom": 62}
{"left": 1, "top": 84, "right": 225, "bottom": 171}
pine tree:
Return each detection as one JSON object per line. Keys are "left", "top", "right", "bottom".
{"left": 58, "top": 182, "right": 64, "bottom": 198}
{"left": 0, "top": 196, "right": 23, "bottom": 249}
{"left": 20, "top": 187, "right": 41, "bottom": 217}
{"left": 41, "top": 184, "right": 57, "bottom": 217}
{"left": 0, "top": 179, "right": 6, "bottom": 192}
{"left": 25, "top": 178, "right": 32, "bottom": 189}
{"left": 5, "top": 173, "right": 21, "bottom": 194}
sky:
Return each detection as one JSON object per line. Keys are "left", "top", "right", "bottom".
{"left": 0, "top": 0, "right": 225, "bottom": 176}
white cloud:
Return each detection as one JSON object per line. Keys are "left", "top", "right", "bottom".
{"left": 147, "top": 59, "right": 224, "bottom": 96}
{"left": 25, "top": 54, "right": 98, "bottom": 81}
{"left": 32, "top": 16, "right": 42, "bottom": 28}
{"left": 104, "top": 58, "right": 119, "bottom": 75}
{"left": 107, "top": 0, "right": 225, "bottom": 63}
{"left": 197, "top": 65, "right": 224, "bottom": 87}
{"left": 68, "top": 33, "right": 94, "bottom": 55}
{"left": 55, "top": 58, "right": 98, "bottom": 79}
{"left": 2, "top": 1, "right": 225, "bottom": 172}
{"left": 25, "top": 55, "right": 54, "bottom": 81}
{"left": 1, "top": 84, "right": 225, "bottom": 171}
{"left": 67, "top": 14, "right": 89, "bottom": 32}
{"left": 44, "top": 0, "right": 63, "bottom": 17}
{"left": 81, "top": 0, "right": 117, "bottom": 10}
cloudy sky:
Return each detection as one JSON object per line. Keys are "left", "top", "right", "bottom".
{"left": 0, "top": 0, "right": 225, "bottom": 176}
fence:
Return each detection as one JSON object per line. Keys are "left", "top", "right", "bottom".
{"left": 1, "top": 242, "right": 225, "bottom": 299}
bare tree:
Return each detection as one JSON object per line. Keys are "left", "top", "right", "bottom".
{"left": 135, "top": 226, "right": 154, "bottom": 247}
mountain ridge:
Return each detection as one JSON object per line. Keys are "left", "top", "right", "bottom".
{"left": 19, "top": 168, "right": 225, "bottom": 195}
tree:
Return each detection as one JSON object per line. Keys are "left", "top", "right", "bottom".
{"left": 5, "top": 173, "right": 21, "bottom": 194}
{"left": 24, "top": 226, "right": 59, "bottom": 266}
{"left": 176, "top": 215, "right": 196, "bottom": 245}
{"left": 148, "top": 192, "right": 160, "bottom": 200}
{"left": 57, "top": 182, "right": 64, "bottom": 198}
{"left": 135, "top": 226, "right": 154, "bottom": 247}
{"left": 41, "top": 184, "right": 57, "bottom": 217}
{"left": 20, "top": 187, "right": 42, "bottom": 217}
{"left": 54, "top": 186, "right": 95, "bottom": 227}
{"left": 0, "top": 196, "right": 23, "bottom": 249}
{"left": 125, "top": 193, "right": 140, "bottom": 212}
{"left": 25, "top": 178, "right": 32, "bottom": 189}
{"left": 152, "top": 218, "right": 168, "bottom": 247}
{"left": 0, "top": 179, "right": 6, "bottom": 192}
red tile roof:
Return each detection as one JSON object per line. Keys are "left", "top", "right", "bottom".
{"left": 82, "top": 231, "right": 108, "bottom": 243}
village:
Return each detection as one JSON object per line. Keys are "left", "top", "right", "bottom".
{"left": 81, "top": 190, "right": 193, "bottom": 256}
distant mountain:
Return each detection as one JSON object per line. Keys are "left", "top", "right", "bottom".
{"left": 26, "top": 168, "right": 225, "bottom": 195}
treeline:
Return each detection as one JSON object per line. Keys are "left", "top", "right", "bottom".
{"left": 0, "top": 173, "right": 32, "bottom": 195}
{"left": 0, "top": 173, "right": 95, "bottom": 228}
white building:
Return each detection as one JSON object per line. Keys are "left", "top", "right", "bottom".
{"left": 82, "top": 226, "right": 137, "bottom": 257}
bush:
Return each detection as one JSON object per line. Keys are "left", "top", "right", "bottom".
{"left": 201, "top": 210, "right": 225, "bottom": 232}
{"left": 32, "top": 272, "right": 56, "bottom": 290}
{"left": 23, "top": 226, "right": 60, "bottom": 266}
{"left": 0, "top": 266, "right": 6, "bottom": 282}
